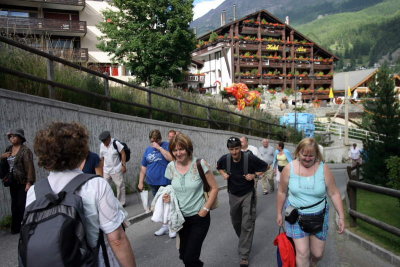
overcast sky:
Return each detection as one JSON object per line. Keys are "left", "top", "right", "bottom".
{"left": 193, "top": 0, "right": 225, "bottom": 20}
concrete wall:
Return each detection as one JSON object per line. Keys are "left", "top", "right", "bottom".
{"left": 0, "top": 88, "right": 276, "bottom": 218}
{"left": 1, "top": 88, "right": 349, "bottom": 219}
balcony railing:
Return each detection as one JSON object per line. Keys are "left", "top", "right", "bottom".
{"left": 239, "top": 43, "right": 259, "bottom": 50}
{"left": 30, "top": 0, "right": 85, "bottom": 5}
{"left": 0, "top": 16, "right": 87, "bottom": 35}
{"left": 185, "top": 75, "right": 205, "bottom": 83}
{"left": 239, "top": 60, "right": 258, "bottom": 67}
{"left": 44, "top": 48, "right": 88, "bottom": 62}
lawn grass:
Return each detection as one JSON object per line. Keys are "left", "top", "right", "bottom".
{"left": 346, "top": 189, "right": 400, "bottom": 255}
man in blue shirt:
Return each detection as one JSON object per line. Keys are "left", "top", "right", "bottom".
{"left": 138, "top": 129, "right": 173, "bottom": 236}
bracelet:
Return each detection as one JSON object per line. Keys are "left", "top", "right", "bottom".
{"left": 202, "top": 207, "right": 210, "bottom": 212}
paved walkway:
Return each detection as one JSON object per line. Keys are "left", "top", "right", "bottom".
{"left": 0, "top": 164, "right": 398, "bottom": 266}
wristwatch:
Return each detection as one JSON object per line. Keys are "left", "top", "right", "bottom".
{"left": 202, "top": 207, "right": 210, "bottom": 212}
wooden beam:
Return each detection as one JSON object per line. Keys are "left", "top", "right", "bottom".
{"left": 221, "top": 47, "right": 231, "bottom": 78}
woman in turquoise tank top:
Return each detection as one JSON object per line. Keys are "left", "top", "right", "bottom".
{"left": 276, "top": 138, "right": 345, "bottom": 267}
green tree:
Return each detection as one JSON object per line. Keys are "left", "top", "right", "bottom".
{"left": 362, "top": 66, "right": 400, "bottom": 185}
{"left": 98, "top": 0, "right": 196, "bottom": 87}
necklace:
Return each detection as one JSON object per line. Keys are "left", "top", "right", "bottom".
{"left": 297, "top": 161, "right": 317, "bottom": 190}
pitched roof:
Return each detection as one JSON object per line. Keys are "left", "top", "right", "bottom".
{"left": 333, "top": 68, "right": 378, "bottom": 91}
{"left": 196, "top": 9, "right": 338, "bottom": 60}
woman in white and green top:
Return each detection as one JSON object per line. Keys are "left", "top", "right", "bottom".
{"left": 163, "top": 133, "right": 218, "bottom": 267}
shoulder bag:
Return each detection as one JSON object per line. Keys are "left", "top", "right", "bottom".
{"left": 196, "top": 159, "right": 218, "bottom": 210}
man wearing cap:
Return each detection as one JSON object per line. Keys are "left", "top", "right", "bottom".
{"left": 217, "top": 137, "right": 268, "bottom": 267}
{"left": 99, "top": 131, "right": 127, "bottom": 206}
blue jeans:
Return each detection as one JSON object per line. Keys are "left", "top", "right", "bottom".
{"left": 149, "top": 185, "right": 165, "bottom": 196}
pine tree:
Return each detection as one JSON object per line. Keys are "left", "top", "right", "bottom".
{"left": 362, "top": 66, "right": 400, "bottom": 185}
{"left": 97, "top": 0, "right": 196, "bottom": 87}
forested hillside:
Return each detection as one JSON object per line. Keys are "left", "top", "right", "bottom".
{"left": 191, "top": 0, "right": 384, "bottom": 36}
{"left": 296, "top": 0, "right": 400, "bottom": 69}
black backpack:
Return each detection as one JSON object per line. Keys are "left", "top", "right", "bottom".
{"left": 113, "top": 140, "right": 131, "bottom": 162}
{"left": 18, "top": 174, "right": 109, "bottom": 267}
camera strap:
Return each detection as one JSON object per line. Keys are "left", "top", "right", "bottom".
{"left": 298, "top": 197, "right": 326, "bottom": 210}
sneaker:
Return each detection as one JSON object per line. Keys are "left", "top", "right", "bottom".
{"left": 240, "top": 258, "right": 249, "bottom": 267}
{"left": 169, "top": 231, "right": 177, "bottom": 239}
{"left": 154, "top": 226, "right": 169, "bottom": 236}
{"left": 262, "top": 191, "right": 269, "bottom": 195}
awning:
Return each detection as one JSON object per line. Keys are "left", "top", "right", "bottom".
{"left": 88, "top": 51, "right": 112, "bottom": 63}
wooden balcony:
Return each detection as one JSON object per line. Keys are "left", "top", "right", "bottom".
{"left": 262, "top": 60, "right": 284, "bottom": 68}
{"left": 0, "top": 16, "right": 87, "bottom": 36}
{"left": 46, "top": 48, "right": 88, "bottom": 62}
{"left": 237, "top": 77, "right": 260, "bottom": 84}
{"left": 238, "top": 43, "right": 259, "bottom": 50}
{"left": 263, "top": 44, "right": 283, "bottom": 52}
{"left": 294, "top": 62, "right": 312, "bottom": 68}
{"left": 191, "top": 41, "right": 228, "bottom": 57}
{"left": 314, "top": 78, "right": 333, "bottom": 85}
{"left": 262, "top": 77, "right": 284, "bottom": 84}
{"left": 314, "top": 62, "right": 332, "bottom": 70}
{"left": 261, "top": 28, "right": 282, "bottom": 37}
{"left": 296, "top": 77, "right": 312, "bottom": 84}
{"left": 184, "top": 74, "right": 205, "bottom": 83}
{"left": 241, "top": 26, "right": 258, "bottom": 34}
{"left": 1, "top": 0, "right": 85, "bottom": 11}
{"left": 239, "top": 60, "right": 259, "bottom": 67}
{"left": 294, "top": 47, "right": 311, "bottom": 54}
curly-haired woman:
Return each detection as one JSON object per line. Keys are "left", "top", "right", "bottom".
{"left": 0, "top": 129, "right": 35, "bottom": 234}
{"left": 27, "top": 122, "right": 136, "bottom": 267}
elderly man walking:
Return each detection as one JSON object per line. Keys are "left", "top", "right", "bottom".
{"left": 99, "top": 131, "right": 127, "bottom": 207}
{"left": 258, "top": 139, "right": 275, "bottom": 194}
{"left": 240, "top": 136, "right": 260, "bottom": 158}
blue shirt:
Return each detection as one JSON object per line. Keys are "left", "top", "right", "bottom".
{"left": 82, "top": 151, "right": 100, "bottom": 175}
{"left": 141, "top": 141, "right": 171, "bottom": 186}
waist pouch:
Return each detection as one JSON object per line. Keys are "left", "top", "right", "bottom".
{"left": 298, "top": 212, "right": 324, "bottom": 234}
{"left": 284, "top": 198, "right": 326, "bottom": 230}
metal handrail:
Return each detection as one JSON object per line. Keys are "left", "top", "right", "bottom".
{"left": 0, "top": 35, "right": 286, "bottom": 137}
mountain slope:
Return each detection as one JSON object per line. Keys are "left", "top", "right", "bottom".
{"left": 191, "top": 0, "right": 384, "bottom": 36}
{"left": 295, "top": 0, "right": 400, "bottom": 67}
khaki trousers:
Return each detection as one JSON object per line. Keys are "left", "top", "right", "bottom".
{"left": 229, "top": 190, "right": 256, "bottom": 260}
{"left": 104, "top": 171, "right": 126, "bottom": 205}
{"left": 260, "top": 165, "right": 274, "bottom": 193}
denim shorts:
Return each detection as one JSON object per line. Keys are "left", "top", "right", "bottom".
{"left": 284, "top": 200, "right": 330, "bottom": 241}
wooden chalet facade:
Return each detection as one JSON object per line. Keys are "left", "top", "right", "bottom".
{"left": 191, "top": 10, "right": 338, "bottom": 101}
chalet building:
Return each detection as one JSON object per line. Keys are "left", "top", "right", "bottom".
{"left": 175, "top": 59, "right": 206, "bottom": 92}
{"left": 0, "top": 0, "right": 131, "bottom": 80}
{"left": 191, "top": 10, "right": 338, "bottom": 101}
{"left": 333, "top": 68, "right": 378, "bottom": 98}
